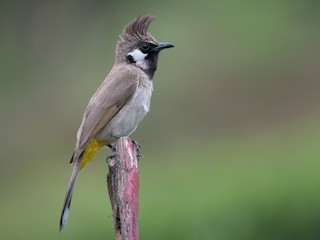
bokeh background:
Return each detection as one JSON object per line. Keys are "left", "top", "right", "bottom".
{"left": 1, "top": 1, "right": 320, "bottom": 239}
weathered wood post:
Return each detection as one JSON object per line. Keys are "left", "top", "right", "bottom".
{"left": 107, "top": 137, "right": 139, "bottom": 240}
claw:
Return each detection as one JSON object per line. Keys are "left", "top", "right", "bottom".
{"left": 137, "top": 153, "right": 144, "bottom": 160}
{"left": 131, "top": 140, "right": 143, "bottom": 161}
{"left": 131, "top": 140, "right": 140, "bottom": 151}
{"left": 106, "top": 154, "right": 117, "bottom": 166}
{"left": 107, "top": 139, "right": 143, "bottom": 161}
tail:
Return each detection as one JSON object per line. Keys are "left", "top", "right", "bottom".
{"left": 60, "top": 139, "right": 106, "bottom": 231}
{"left": 59, "top": 154, "right": 81, "bottom": 231}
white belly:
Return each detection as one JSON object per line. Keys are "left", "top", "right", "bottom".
{"left": 97, "top": 80, "right": 153, "bottom": 141}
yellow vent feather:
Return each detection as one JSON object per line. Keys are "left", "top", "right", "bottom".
{"left": 80, "top": 139, "right": 107, "bottom": 169}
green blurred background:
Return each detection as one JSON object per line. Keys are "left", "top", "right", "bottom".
{"left": 1, "top": 0, "right": 320, "bottom": 239}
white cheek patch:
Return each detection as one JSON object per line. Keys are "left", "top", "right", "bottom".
{"left": 128, "top": 49, "right": 148, "bottom": 69}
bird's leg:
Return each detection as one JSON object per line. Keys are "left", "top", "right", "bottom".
{"left": 131, "top": 139, "right": 144, "bottom": 160}
{"left": 106, "top": 143, "right": 117, "bottom": 164}
{"left": 106, "top": 142, "right": 118, "bottom": 165}
{"left": 107, "top": 143, "right": 117, "bottom": 152}
{"left": 107, "top": 135, "right": 143, "bottom": 160}
{"left": 106, "top": 134, "right": 119, "bottom": 155}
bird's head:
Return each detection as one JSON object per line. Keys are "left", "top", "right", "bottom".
{"left": 116, "top": 14, "right": 174, "bottom": 78}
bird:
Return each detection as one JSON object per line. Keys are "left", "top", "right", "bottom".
{"left": 59, "top": 14, "right": 174, "bottom": 231}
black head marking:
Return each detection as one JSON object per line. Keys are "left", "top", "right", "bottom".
{"left": 127, "top": 54, "right": 135, "bottom": 63}
{"left": 139, "top": 42, "right": 157, "bottom": 54}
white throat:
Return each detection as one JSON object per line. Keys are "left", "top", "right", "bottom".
{"left": 128, "top": 49, "right": 148, "bottom": 69}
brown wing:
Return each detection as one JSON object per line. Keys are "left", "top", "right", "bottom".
{"left": 76, "top": 66, "right": 138, "bottom": 150}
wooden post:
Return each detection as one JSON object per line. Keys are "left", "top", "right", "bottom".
{"left": 107, "top": 137, "right": 139, "bottom": 240}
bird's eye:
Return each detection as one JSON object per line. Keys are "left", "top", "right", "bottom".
{"left": 141, "top": 43, "right": 150, "bottom": 51}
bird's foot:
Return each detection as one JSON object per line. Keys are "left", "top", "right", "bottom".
{"left": 106, "top": 134, "right": 120, "bottom": 152}
{"left": 107, "top": 143, "right": 117, "bottom": 152}
{"left": 131, "top": 139, "right": 144, "bottom": 160}
{"left": 107, "top": 137, "right": 143, "bottom": 160}
{"left": 106, "top": 154, "right": 118, "bottom": 166}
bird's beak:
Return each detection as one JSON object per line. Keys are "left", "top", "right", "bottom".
{"left": 153, "top": 42, "right": 175, "bottom": 52}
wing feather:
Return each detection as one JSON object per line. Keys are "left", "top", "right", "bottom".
{"left": 76, "top": 66, "right": 138, "bottom": 150}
